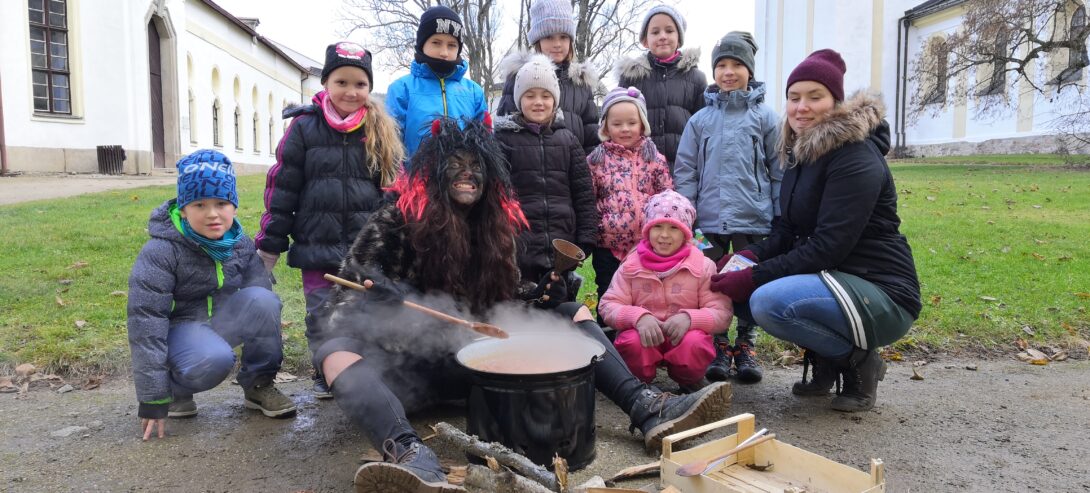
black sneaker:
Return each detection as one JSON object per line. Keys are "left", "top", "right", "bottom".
{"left": 354, "top": 438, "right": 464, "bottom": 492}
{"left": 705, "top": 339, "right": 733, "bottom": 382}
{"left": 732, "top": 343, "right": 764, "bottom": 384}
{"left": 628, "top": 382, "right": 732, "bottom": 450}
{"left": 167, "top": 395, "right": 197, "bottom": 418}
{"left": 313, "top": 372, "right": 333, "bottom": 400}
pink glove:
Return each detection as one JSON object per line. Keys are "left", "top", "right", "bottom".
{"left": 256, "top": 250, "right": 280, "bottom": 273}
{"left": 710, "top": 267, "right": 757, "bottom": 302}
{"left": 662, "top": 313, "right": 691, "bottom": 345}
{"left": 635, "top": 314, "right": 664, "bottom": 348}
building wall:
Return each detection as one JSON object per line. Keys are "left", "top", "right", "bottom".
{"left": 0, "top": 0, "right": 308, "bottom": 175}
{"left": 756, "top": 0, "right": 1090, "bottom": 156}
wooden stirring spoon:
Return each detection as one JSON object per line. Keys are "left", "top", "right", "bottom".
{"left": 323, "top": 273, "right": 509, "bottom": 339}
{"left": 675, "top": 430, "right": 775, "bottom": 477}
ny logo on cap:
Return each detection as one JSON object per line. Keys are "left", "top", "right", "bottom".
{"left": 435, "top": 18, "right": 463, "bottom": 38}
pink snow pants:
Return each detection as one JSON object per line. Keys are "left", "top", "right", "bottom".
{"left": 613, "top": 328, "right": 715, "bottom": 387}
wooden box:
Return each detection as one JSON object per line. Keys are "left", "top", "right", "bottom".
{"left": 660, "top": 413, "right": 885, "bottom": 493}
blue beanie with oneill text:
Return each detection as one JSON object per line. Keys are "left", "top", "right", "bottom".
{"left": 176, "top": 149, "right": 238, "bottom": 209}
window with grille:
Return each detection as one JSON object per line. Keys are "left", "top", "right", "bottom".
{"left": 212, "top": 101, "right": 221, "bottom": 147}
{"left": 234, "top": 106, "right": 242, "bottom": 150}
{"left": 1069, "top": 6, "right": 1087, "bottom": 76}
{"left": 253, "top": 113, "right": 260, "bottom": 153}
{"left": 29, "top": 0, "right": 72, "bottom": 114}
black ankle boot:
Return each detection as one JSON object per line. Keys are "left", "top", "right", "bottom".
{"left": 731, "top": 343, "right": 763, "bottom": 383}
{"left": 354, "top": 437, "right": 464, "bottom": 492}
{"left": 627, "top": 382, "right": 731, "bottom": 450}
{"left": 830, "top": 348, "right": 887, "bottom": 412}
{"left": 791, "top": 349, "right": 839, "bottom": 396}
{"left": 705, "top": 337, "right": 732, "bottom": 382}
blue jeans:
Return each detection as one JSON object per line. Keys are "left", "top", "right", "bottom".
{"left": 736, "top": 274, "right": 854, "bottom": 359}
{"left": 166, "top": 287, "right": 283, "bottom": 396}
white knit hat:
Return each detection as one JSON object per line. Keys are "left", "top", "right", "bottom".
{"left": 514, "top": 54, "right": 561, "bottom": 112}
{"left": 640, "top": 5, "right": 686, "bottom": 47}
{"left": 528, "top": 0, "right": 576, "bottom": 46}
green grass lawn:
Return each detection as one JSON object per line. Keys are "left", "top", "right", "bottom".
{"left": 2, "top": 159, "right": 1088, "bottom": 374}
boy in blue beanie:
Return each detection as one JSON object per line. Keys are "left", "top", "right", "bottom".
{"left": 127, "top": 149, "right": 295, "bottom": 440}
{"left": 386, "top": 5, "right": 489, "bottom": 158}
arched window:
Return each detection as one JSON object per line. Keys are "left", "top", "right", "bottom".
{"left": 212, "top": 100, "right": 221, "bottom": 147}
{"left": 253, "top": 113, "right": 260, "bottom": 153}
{"left": 234, "top": 105, "right": 242, "bottom": 150}
{"left": 983, "top": 33, "right": 1008, "bottom": 95}
{"left": 923, "top": 37, "right": 948, "bottom": 105}
{"left": 1070, "top": 5, "right": 1088, "bottom": 73}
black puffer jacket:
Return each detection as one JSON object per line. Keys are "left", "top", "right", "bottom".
{"left": 495, "top": 52, "right": 601, "bottom": 156}
{"left": 255, "top": 104, "right": 387, "bottom": 271}
{"left": 615, "top": 48, "right": 707, "bottom": 168}
{"left": 493, "top": 113, "right": 598, "bottom": 281}
{"left": 748, "top": 93, "right": 921, "bottom": 319}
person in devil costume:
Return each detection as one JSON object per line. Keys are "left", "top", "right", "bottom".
{"left": 307, "top": 118, "right": 730, "bottom": 492}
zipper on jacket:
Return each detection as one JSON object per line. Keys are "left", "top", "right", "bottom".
{"left": 440, "top": 78, "right": 449, "bottom": 116}
{"left": 206, "top": 260, "right": 224, "bottom": 317}
{"left": 343, "top": 133, "right": 351, "bottom": 247}
{"left": 702, "top": 136, "right": 711, "bottom": 167}
{"left": 751, "top": 136, "right": 762, "bottom": 194}
{"left": 538, "top": 132, "right": 552, "bottom": 251}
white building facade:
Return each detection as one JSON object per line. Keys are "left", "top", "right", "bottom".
{"left": 755, "top": 0, "right": 1089, "bottom": 156}
{"left": 0, "top": 0, "right": 323, "bottom": 175}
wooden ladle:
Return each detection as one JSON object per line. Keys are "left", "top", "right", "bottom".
{"left": 675, "top": 430, "right": 775, "bottom": 477}
{"left": 323, "top": 273, "right": 509, "bottom": 339}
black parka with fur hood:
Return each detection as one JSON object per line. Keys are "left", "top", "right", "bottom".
{"left": 496, "top": 52, "right": 602, "bottom": 156}
{"left": 747, "top": 93, "right": 921, "bottom": 323}
{"left": 615, "top": 48, "right": 707, "bottom": 168}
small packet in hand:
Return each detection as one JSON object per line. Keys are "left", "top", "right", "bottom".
{"left": 719, "top": 254, "right": 757, "bottom": 274}
{"left": 692, "top": 228, "right": 713, "bottom": 250}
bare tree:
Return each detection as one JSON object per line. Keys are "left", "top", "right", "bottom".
{"left": 907, "top": 0, "right": 1089, "bottom": 145}
{"left": 338, "top": 0, "right": 502, "bottom": 96}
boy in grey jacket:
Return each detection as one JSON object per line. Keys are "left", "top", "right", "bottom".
{"left": 127, "top": 150, "right": 295, "bottom": 440}
{"left": 674, "top": 32, "right": 782, "bottom": 385}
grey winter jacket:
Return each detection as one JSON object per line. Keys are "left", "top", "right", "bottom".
{"left": 127, "top": 200, "right": 271, "bottom": 406}
{"left": 674, "top": 82, "right": 782, "bottom": 236}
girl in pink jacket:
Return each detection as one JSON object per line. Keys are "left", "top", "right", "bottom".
{"left": 599, "top": 190, "right": 732, "bottom": 392}
{"left": 587, "top": 87, "right": 673, "bottom": 322}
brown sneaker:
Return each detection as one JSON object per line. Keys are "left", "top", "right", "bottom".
{"left": 354, "top": 439, "right": 465, "bottom": 492}
{"left": 243, "top": 384, "right": 297, "bottom": 418}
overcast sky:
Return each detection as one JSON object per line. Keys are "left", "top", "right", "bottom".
{"left": 214, "top": 0, "right": 756, "bottom": 93}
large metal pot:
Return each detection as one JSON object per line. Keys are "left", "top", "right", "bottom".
{"left": 456, "top": 331, "right": 605, "bottom": 470}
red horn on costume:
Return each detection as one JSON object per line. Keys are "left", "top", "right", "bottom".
{"left": 483, "top": 112, "right": 493, "bottom": 133}
{"left": 431, "top": 119, "right": 442, "bottom": 136}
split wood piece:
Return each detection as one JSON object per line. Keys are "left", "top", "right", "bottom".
{"left": 464, "top": 464, "right": 554, "bottom": 493}
{"left": 323, "top": 273, "right": 509, "bottom": 339}
{"left": 434, "top": 422, "right": 560, "bottom": 492}
{"left": 607, "top": 461, "right": 660, "bottom": 483}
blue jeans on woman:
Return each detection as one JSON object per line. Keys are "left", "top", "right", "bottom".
{"left": 166, "top": 286, "right": 283, "bottom": 397}
{"left": 735, "top": 274, "right": 854, "bottom": 359}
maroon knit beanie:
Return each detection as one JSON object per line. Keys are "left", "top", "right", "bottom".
{"left": 785, "top": 49, "right": 846, "bottom": 102}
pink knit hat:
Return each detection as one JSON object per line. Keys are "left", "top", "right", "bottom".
{"left": 641, "top": 190, "right": 695, "bottom": 241}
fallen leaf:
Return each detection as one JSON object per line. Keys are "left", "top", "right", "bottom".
{"left": 1058, "top": 255, "right": 1072, "bottom": 261}
{"left": 1061, "top": 322, "right": 1077, "bottom": 335}
{"left": 131, "top": 195, "right": 140, "bottom": 201}
{"left": 930, "top": 295, "right": 942, "bottom": 306}
{"left": 1025, "top": 348, "right": 1049, "bottom": 360}
{"left": 110, "top": 290, "right": 127, "bottom": 297}
{"left": 1075, "top": 292, "right": 1090, "bottom": 299}
{"left": 881, "top": 349, "right": 903, "bottom": 361}
{"left": 1000, "top": 246, "right": 1010, "bottom": 253}
{"left": 980, "top": 296, "right": 998, "bottom": 302}
{"left": 484, "top": 456, "right": 500, "bottom": 471}
{"left": 1033, "top": 238, "right": 1046, "bottom": 245}
{"left": 1031, "top": 252, "right": 1046, "bottom": 261}
{"left": 1032, "top": 205, "right": 1042, "bottom": 209}
{"left": 1030, "top": 358, "right": 1049, "bottom": 366}
{"left": 926, "top": 196, "right": 936, "bottom": 201}
{"left": 273, "top": 372, "right": 297, "bottom": 383}
{"left": 280, "top": 321, "right": 294, "bottom": 328}
{"left": 1050, "top": 350, "right": 1068, "bottom": 362}
{"left": 55, "top": 296, "right": 66, "bottom": 306}
{"left": 15, "top": 363, "right": 37, "bottom": 379}
{"left": 1014, "top": 337, "right": 1029, "bottom": 350}
{"left": 1022, "top": 325, "right": 1036, "bottom": 337}
{"left": 68, "top": 261, "right": 89, "bottom": 269}
{"left": 911, "top": 367, "right": 924, "bottom": 380}
{"left": 82, "top": 376, "right": 103, "bottom": 390}
{"left": 74, "top": 320, "right": 88, "bottom": 329}
{"left": 0, "top": 377, "right": 17, "bottom": 393}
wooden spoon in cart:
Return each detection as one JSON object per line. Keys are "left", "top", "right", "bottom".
{"left": 675, "top": 430, "right": 775, "bottom": 477}
{"left": 323, "top": 273, "right": 509, "bottom": 339}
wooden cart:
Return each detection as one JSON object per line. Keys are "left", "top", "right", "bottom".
{"left": 660, "top": 413, "right": 885, "bottom": 493}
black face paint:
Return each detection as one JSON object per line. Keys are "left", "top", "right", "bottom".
{"left": 446, "top": 150, "right": 485, "bottom": 207}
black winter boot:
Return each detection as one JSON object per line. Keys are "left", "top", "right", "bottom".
{"left": 354, "top": 437, "right": 464, "bottom": 492}
{"left": 830, "top": 348, "right": 887, "bottom": 412}
{"left": 791, "top": 349, "right": 839, "bottom": 396}
{"left": 628, "top": 381, "right": 731, "bottom": 450}
{"left": 731, "top": 343, "right": 763, "bottom": 383}
{"left": 704, "top": 336, "right": 732, "bottom": 382}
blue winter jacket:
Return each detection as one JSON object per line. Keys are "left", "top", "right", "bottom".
{"left": 386, "top": 60, "right": 488, "bottom": 158}
{"left": 127, "top": 200, "right": 271, "bottom": 408}
{"left": 674, "top": 82, "right": 783, "bottom": 236}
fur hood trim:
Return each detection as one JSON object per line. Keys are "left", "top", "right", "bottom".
{"left": 791, "top": 91, "right": 885, "bottom": 163}
{"left": 498, "top": 50, "right": 599, "bottom": 88}
{"left": 493, "top": 109, "right": 567, "bottom": 131}
{"left": 614, "top": 47, "right": 701, "bottom": 81}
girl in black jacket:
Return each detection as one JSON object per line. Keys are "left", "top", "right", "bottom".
{"left": 495, "top": 0, "right": 601, "bottom": 156}
{"left": 494, "top": 55, "right": 598, "bottom": 291}
{"left": 614, "top": 5, "right": 706, "bottom": 170}
{"left": 709, "top": 49, "right": 921, "bottom": 412}
{"left": 254, "top": 42, "right": 403, "bottom": 397}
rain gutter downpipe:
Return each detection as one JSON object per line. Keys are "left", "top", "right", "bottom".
{"left": 895, "top": 14, "right": 910, "bottom": 150}
{"left": 0, "top": 70, "right": 9, "bottom": 175}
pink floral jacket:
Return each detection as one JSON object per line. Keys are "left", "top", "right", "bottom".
{"left": 587, "top": 139, "right": 673, "bottom": 258}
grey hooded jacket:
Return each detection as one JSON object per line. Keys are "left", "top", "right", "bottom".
{"left": 674, "top": 81, "right": 782, "bottom": 236}
{"left": 127, "top": 200, "right": 271, "bottom": 404}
